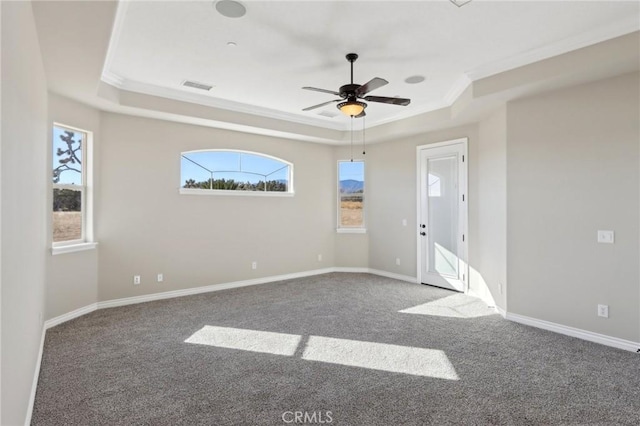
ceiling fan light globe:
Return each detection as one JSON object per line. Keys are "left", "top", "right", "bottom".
{"left": 338, "top": 100, "right": 366, "bottom": 117}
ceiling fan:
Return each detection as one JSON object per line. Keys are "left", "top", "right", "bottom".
{"left": 302, "top": 53, "right": 411, "bottom": 118}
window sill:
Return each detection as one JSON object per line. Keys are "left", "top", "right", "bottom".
{"left": 52, "top": 242, "right": 98, "bottom": 256}
{"left": 179, "top": 188, "right": 294, "bottom": 197}
{"left": 336, "top": 228, "right": 367, "bottom": 234}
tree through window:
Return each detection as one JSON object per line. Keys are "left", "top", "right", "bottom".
{"left": 52, "top": 125, "right": 87, "bottom": 244}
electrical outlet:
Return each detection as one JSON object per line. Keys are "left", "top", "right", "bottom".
{"left": 157, "top": 273, "right": 163, "bottom": 283}
{"left": 251, "top": 261, "right": 257, "bottom": 270}
{"left": 498, "top": 282, "right": 503, "bottom": 294}
{"left": 402, "top": 219, "right": 407, "bottom": 227}
{"left": 597, "top": 304, "right": 609, "bottom": 318}
{"left": 395, "top": 258, "right": 401, "bottom": 266}
{"left": 133, "top": 275, "right": 141, "bottom": 285}
{"left": 317, "top": 254, "right": 322, "bottom": 262}
{"left": 597, "top": 230, "right": 614, "bottom": 244}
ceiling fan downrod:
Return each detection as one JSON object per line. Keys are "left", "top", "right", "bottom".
{"left": 346, "top": 53, "right": 358, "bottom": 85}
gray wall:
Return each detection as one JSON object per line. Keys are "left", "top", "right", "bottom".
{"left": 507, "top": 72, "right": 640, "bottom": 342}
{"left": 46, "top": 94, "right": 100, "bottom": 319}
{"left": 475, "top": 107, "right": 508, "bottom": 309}
{"left": 364, "top": 124, "right": 492, "bottom": 294}
{"left": 93, "top": 112, "right": 507, "bottom": 305}
{"left": 1, "top": 2, "right": 49, "bottom": 424}
{"left": 97, "top": 113, "right": 336, "bottom": 301}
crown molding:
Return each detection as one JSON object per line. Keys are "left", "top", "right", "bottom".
{"left": 466, "top": 17, "right": 640, "bottom": 81}
{"left": 100, "top": 0, "right": 129, "bottom": 86}
{"left": 105, "top": 74, "right": 353, "bottom": 131}
{"left": 357, "top": 75, "right": 471, "bottom": 132}
{"left": 444, "top": 75, "right": 472, "bottom": 106}
{"left": 101, "top": 70, "right": 124, "bottom": 87}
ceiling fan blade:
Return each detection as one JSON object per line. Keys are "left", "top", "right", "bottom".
{"left": 364, "top": 95, "right": 411, "bottom": 106}
{"left": 302, "top": 86, "right": 341, "bottom": 96}
{"left": 356, "top": 77, "right": 388, "bottom": 97}
{"left": 354, "top": 111, "right": 366, "bottom": 118}
{"left": 302, "top": 99, "right": 341, "bottom": 111}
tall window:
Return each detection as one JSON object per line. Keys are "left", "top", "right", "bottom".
{"left": 52, "top": 124, "right": 89, "bottom": 245}
{"left": 338, "top": 160, "right": 365, "bottom": 230}
{"left": 180, "top": 150, "right": 293, "bottom": 195}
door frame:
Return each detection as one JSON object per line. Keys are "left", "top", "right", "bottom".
{"left": 416, "top": 137, "right": 469, "bottom": 292}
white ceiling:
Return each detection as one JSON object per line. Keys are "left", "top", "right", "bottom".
{"left": 102, "top": 1, "right": 640, "bottom": 131}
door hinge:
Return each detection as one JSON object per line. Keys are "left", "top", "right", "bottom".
{"left": 463, "top": 273, "right": 465, "bottom": 281}
{"left": 462, "top": 155, "right": 465, "bottom": 162}
{"left": 462, "top": 194, "right": 465, "bottom": 202}
{"left": 462, "top": 234, "right": 465, "bottom": 242}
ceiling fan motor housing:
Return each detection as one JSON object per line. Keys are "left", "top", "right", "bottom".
{"left": 339, "top": 84, "right": 360, "bottom": 99}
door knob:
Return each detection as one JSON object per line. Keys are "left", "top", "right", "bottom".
{"left": 420, "top": 232, "right": 426, "bottom": 236}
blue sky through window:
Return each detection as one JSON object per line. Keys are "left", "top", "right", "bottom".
{"left": 181, "top": 151, "right": 290, "bottom": 185}
{"left": 52, "top": 126, "right": 82, "bottom": 185}
{"left": 339, "top": 160, "right": 364, "bottom": 182}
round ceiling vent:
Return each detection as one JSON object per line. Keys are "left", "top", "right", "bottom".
{"left": 215, "top": 0, "right": 246, "bottom": 18}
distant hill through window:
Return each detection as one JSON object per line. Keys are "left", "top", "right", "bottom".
{"left": 338, "top": 161, "right": 365, "bottom": 229}
{"left": 340, "top": 179, "right": 364, "bottom": 193}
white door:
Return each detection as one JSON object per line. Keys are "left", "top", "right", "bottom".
{"left": 418, "top": 139, "right": 467, "bottom": 292}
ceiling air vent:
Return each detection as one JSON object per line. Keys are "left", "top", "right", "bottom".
{"left": 182, "top": 80, "right": 213, "bottom": 91}
{"left": 318, "top": 110, "right": 340, "bottom": 118}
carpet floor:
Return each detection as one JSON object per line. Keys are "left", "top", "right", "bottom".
{"left": 32, "top": 273, "right": 640, "bottom": 425}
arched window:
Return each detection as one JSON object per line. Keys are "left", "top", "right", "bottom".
{"left": 180, "top": 150, "right": 293, "bottom": 196}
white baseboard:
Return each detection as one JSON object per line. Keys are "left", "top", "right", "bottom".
{"left": 368, "top": 268, "right": 418, "bottom": 284}
{"left": 39, "top": 267, "right": 640, "bottom": 356}
{"left": 332, "top": 267, "right": 417, "bottom": 284}
{"left": 98, "top": 267, "right": 418, "bottom": 310}
{"left": 25, "top": 325, "right": 47, "bottom": 426}
{"left": 44, "top": 303, "right": 98, "bottom": 329}
{"left": 506, "top": 312, "right": 640, "bottom": 353}
{"left": 332, "top": 267, "right": 369, "bottom": 274}
{"left": 97, "top": 268, "right": 336, "bottom": 310}
{"left": 43, "top": 267, "right": 416, "bottom": 330}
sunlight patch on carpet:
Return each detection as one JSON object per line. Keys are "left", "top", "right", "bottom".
{"left": 185, "top": 325, "right": 301, "bottom": 356}
{"left": 302, "top": 336, "right": 459, "bottom": 380}
{"left": 399, "top": 294, "right": 495, "bottom": 318}
{"left": 186, "top": 326, "right": 459, "bottom": 380}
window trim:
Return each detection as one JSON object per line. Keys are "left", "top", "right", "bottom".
{"left": 337, "top": 160, "right": 366, "bottom": 232}
{"left": 52, "top": 123, "right": 94, "bottom": 250}
{"left": 179, "top": 188, "right": 295, "bottom": 197}
{"left": 52, "top": 242, "right": 98, "bottom": 256}
{"left": 179, "top": 149, "right": 294, "bottom": 196}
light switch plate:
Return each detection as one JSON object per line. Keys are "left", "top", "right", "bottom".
{"left": 597, "top": 230, "right": 614, "bottom": 244}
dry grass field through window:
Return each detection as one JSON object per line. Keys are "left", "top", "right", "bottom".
{"left": 340, "top": 200, "right": 363, "bottom": 227}
{"left": 53, "top": 211, "right": 82, "bottom": 242}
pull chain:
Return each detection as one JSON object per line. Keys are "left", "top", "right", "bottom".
{"left": 362, "top": 115, "right": 366, "bottom": 155}
{"left": 350, "top": 116, "right": 354, "bottom": 162}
